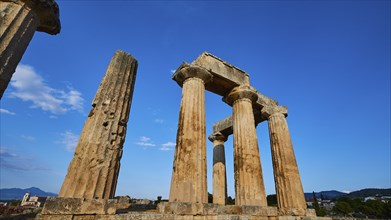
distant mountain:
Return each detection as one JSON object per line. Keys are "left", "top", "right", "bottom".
{"left": 304, "top": 188, "right": 391, "bottom": 200}
{"left": 346, "top": 188, "right": 391, "bottom": 198}
{"left": 0, "top": 187, "right": 57, "bottom": 200}
{"left": 304, "top": 190, "right": 347, "bottom": 200}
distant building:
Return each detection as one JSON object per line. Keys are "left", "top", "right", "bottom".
{"left": 20, "top": 192, "right": 47, "bottom": 207}
{"left": 364, "top": 195, "right": 391, "bottom": 203}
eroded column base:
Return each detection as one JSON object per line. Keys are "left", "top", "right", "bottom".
{"left": 278, "top": 207, "right": 316, "bottom": 217}
{"left": 41, "top": 196, "right": 131, "bottom": 215}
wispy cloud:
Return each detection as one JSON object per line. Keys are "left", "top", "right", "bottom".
{"left": 8, "top": 64, "right": 84, "bottom": 115}
{"left": 170, "top": 69, "right": 176, "bottom": 74}
{"left": 0, "top": 146, "right": 50, "bottom": 171}
{"left": 154, "top": 119, "right": 164, "bottom": 124}
{"left": 160, "top": 141, "right": 176, "bottom": 151}
{"left": 20, "top": 135, "right": 35, "bottom": 141}
{"left": 136, "top": 136, "right": 156, "bottom": 148}
{"left": 0, "top": 108, "right": 16, "bottom": 115}
{"left": 58, "top": 131, "right": 79, "bottom": 152}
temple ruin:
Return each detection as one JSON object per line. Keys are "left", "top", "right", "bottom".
{"left": 162, "top": 52, "right": 309, "bottom": 216}
{"left": 0, "top": 1, "right": 327, "bottom": 219}
{"left": 38, "top": 51, "right": 325, "bottom": 220}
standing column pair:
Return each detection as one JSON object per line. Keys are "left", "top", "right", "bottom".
{"left": 169, "top": 65, "right": 212, "bottom": 203}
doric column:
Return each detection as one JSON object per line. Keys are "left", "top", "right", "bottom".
{"left": 262, "top": 106, "right": 307, "bottom": 216}
{"left": 0, "top": 0, "right": 60, "bottom": 99}
{"left": 59, "top": 50, "right": 137, "bottom": 199}
{"left": 169, "top": 64, "right": 212, "bottom": 203}
{"left": 208, "top": 132, "right": 228, "bottom": 205}
{"left": 225, "top": 85, "right": 267, "bottom": 206}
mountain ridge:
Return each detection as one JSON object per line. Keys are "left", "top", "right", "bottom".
{"left": 304, "top": 188, "right": 391, "bottom": 200}
{"left": 0, "top": 187, "right": 57, "bottom": 200}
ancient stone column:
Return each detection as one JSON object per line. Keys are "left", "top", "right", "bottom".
{"left": 59, "top": 50, "right": 137, "bottom": 199}
{"left": 169, "top": 64, "right": 212, "bottom": 203}
{"left": 208, "top": 132, "right": 228, "bottom": 205}
{"left": 262, "top": 106, "right": 307, "bottom": 215}
{"left": 226, "top": 85, "right": 267, "bottom": 206}
{"left": 0, "top": 0, "right": 60, "bottom": 99}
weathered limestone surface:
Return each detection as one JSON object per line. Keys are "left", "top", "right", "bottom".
{"left": 59, "top": 50, "right": 137, "bottom": 199}
{"left": 226, "top": 85, "right": 267, "bottom": 206}
{"left": 0, "top": 0, "right": 60, "bottom": 99}
{"left": 212, "top": 91, "right": 278, "bottom": 137}
{"left": 158, "top": 202, "right": 278, "bottom": 216}
{"left": 39, "top": 211, "right": 329, "bottom": 220}
{"left": 169, "top": 65, "right": 212, "bottom": 203}
{"left": 208, "top": 132, "right": 228, "bottom": 205}
{"left": 41, "top": 197, "right": 130, "bottom": 215}
{"left": 262, "top": 106, "right": 307, "bottom": 216}
{"left": 191, "top": 52, "right": 249, "bottom": 96}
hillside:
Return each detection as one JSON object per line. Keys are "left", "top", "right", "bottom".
{"left": 304, "top": 190, "right": 347, "bottom": 200}
{"left": 0, "top": 187, "right": 57, "bottom": 200}
{"left": 304, "top": 188, "right": 391, "bottom": 200}
{"left": 346, "top": 188, "right": 391, "bottom": 198}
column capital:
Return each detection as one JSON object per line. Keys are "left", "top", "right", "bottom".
{"left": 208, "top": 132, "right": 227, "bottom": 142}
{"left": 5, "top": 0, "right": 61, "bottom": 34}
{"left": 261, "top": 105, "right": 288, "bottom": 119}
{"left": 172, "top": 63, "right": 213, "bottom": 87}
{"left": 225, "top": 85, "right": 258, "bottom": 106}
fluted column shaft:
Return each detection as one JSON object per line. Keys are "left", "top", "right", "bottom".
{"left": 263, "top": 106, "right": 306, "bottom": 215}
{"left": 208, "top": 132, "right": 228, "bottom": 205}
{"left": 226, "top": 85, "right": 267, "bottom": 206}
{"left": 0, "top": 0, "right": 60, "bottom": 99}
{"left": 59, "top": 50, "right": 137, "bottom": 199}
{"left": 169, "top": 65, "right": 212, "bottom": 203}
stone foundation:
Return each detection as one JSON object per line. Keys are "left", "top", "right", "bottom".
{"left": 39, "top": 200, "right": 326, "bottom": 220}
{"left": 40, "top": 196, "right": 131, "bottom": 216}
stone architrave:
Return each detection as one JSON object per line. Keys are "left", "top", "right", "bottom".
{"left": 169, "top": 64, "right": 212, "bottom": 203}
{"left": 59, "top": 50, "right": 137, "bottom": 199}
{"left": 226, "top": 85, "right": 267, "bottom": 206}
{"left": 0, "top": 0, "right": 61, "bottom": 99}
{"left": 262, "top": 106, "right": 307, "bottom": 215}
{"left": 208, "top": 132, "right": 228, "bottom": 205}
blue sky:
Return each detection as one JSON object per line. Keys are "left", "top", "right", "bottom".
{"left": 0, "top": 1, "right": 390, "bottom": 200}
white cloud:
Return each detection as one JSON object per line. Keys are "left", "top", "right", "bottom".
{"left": 136, "top": 136, "right": 156, "bottom": 148}
{"left": 62, "top": 88, "right": 84, "bottom": 112}
{"left": 8, "top": 64, "right": 84, "bottom": 115}
{"left": 170, "top": 69, "right": 176, "bottom": 74}
{"left": 20, "top": 135, "right": 35, "bottom": 141}
{"left": 154, "top": 119, "right": 164, "bottom": 123}
{"left": 160, "top": 141, "right": 176, "bottom": 151}
{"left": 0, "top": 108, "right": 15, "bottom": 115}
{"left": 58, "top": 131, "right": 79, "bottom": 152}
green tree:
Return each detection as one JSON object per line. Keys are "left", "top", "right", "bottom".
{"left": 383, "top": 200, "right": 391, "bottom": 218}
{"left": 365, "top": 199, "right": 384, "bottom": 217}
{"left": 226, "top": 196, "right": 235, "bottom": 205}
{"left": 267, "top": 194, "right": 277, "bottom": 207}
{"left": 311, "top": 191, "right": 325, "bottom": 216}
{"left": 208, "top": 193, "right": 213, "bottom": 203}
{"left": 333, "top": 201, "right": 353, "bottom": 216}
